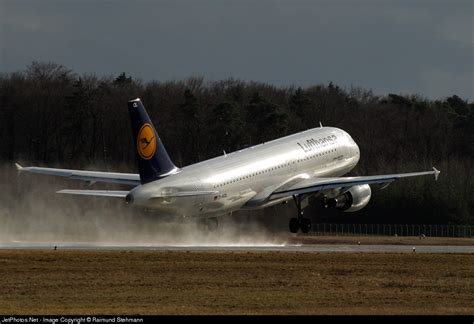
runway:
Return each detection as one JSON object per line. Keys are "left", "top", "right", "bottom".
{"left": 0, "top": 242, "right": 473, "bottom": 253}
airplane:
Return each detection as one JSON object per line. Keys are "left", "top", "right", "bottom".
{"left": 16, "top": 98, "right": 440, "bottom": 233}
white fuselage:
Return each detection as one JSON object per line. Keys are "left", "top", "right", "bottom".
{"left": 128, "top": 127, "right": 360, "bottom": 218}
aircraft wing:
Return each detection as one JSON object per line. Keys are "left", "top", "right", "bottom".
{"left": 15, "top": 163, "right": 140, "bottom": 186}
{"left": 57, "top": 190, "right": 129, "bottom": 198}
{"left": 270, "top": 167, "right": 440, "bottom": 200}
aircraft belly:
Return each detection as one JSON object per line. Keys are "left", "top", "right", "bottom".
{"left": 194, "top": 187, "right": 257, "bottom": 218}
{"left": 145, "top": 196, "right": 195, "bottom": 216}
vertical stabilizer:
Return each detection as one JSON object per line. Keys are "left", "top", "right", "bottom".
{"left": 128, "top": 98, "right": 178, "bottom": 184}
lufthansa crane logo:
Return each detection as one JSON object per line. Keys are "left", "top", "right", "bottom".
{"left": 137, "top": 123, "right": 157, "bottom": 160}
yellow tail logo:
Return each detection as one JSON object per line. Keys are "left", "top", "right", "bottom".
{"left": 137, "top": 123, "right": 157, "bottom": 160}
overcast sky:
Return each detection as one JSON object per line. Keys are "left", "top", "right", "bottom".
{"left": 1, "top": 0, "right": 472, "bottom": 100}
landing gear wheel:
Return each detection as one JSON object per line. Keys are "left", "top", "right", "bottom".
{"left": 290, "top": 194, "right": 308, "bottom": 233}
{"left": 300, "top": 218, "right": 312, "bottom": 234}
{"left": 289, "top": 218, "right": 300, "bottom": 233}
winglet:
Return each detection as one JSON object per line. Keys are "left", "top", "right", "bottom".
{"left": 15, "top": 163, "right": 23, "bottom": 171}
{"left": 433, "top": 167, "right": 440, "bottom": 181}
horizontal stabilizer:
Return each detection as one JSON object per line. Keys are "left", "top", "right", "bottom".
{"left": 57, "top": 190, "right": 129, "bottom": 198}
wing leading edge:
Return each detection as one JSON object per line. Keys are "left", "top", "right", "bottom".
{"left": 270, "top": 167, "right": 440, "bottom": 200}
{"left": 15, "top": 163, "right": 140, "bottom": 186}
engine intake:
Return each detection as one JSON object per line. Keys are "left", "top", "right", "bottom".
{"left": 324, "top": 184, "right": 371, "bottom": 212}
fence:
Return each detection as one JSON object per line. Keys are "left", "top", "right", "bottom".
{"left": 311, "top": 223, "right": 474, "bottom": 238}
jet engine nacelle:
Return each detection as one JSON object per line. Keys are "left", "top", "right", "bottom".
{"left": 324, "top": 184, "right": 371, "bottom": 212}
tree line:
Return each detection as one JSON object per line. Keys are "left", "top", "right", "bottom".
{"left": 0, "top": 62, "right": 472, "bottom": 225}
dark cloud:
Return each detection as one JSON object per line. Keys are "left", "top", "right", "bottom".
{"left": 1, "top": 0, "right": 472, "bottom": 99}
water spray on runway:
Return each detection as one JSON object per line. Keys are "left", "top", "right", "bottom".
{"left": 0, "top": 164, "right": 292, "bottom": 248}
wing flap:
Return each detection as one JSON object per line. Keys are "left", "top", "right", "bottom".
{"left": 16, "top": 163, "right": 140, "bottom": 186}
{"left": 270, "top": 168, "right": 440, "bottom": 200}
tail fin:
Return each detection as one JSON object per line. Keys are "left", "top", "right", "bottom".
{"left": 128, "top": 98, "right": 178, "bottom": 184}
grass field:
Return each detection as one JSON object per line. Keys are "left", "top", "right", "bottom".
{"left": 0, "top": 250, "right": 473, "bottom": 315}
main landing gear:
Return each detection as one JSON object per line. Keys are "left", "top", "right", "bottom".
{"left": 289, "top": 195, "right": 312, "bottom": 234}
{"left": 198, "top": 217, "right": 219, "bottom": 232}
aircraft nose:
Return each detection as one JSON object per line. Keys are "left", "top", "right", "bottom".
{"left": 351, "top": 141, "right": 360, "bottom": 165}
{"left": 343, "top": 130, "right": 360, "bottom": 161}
